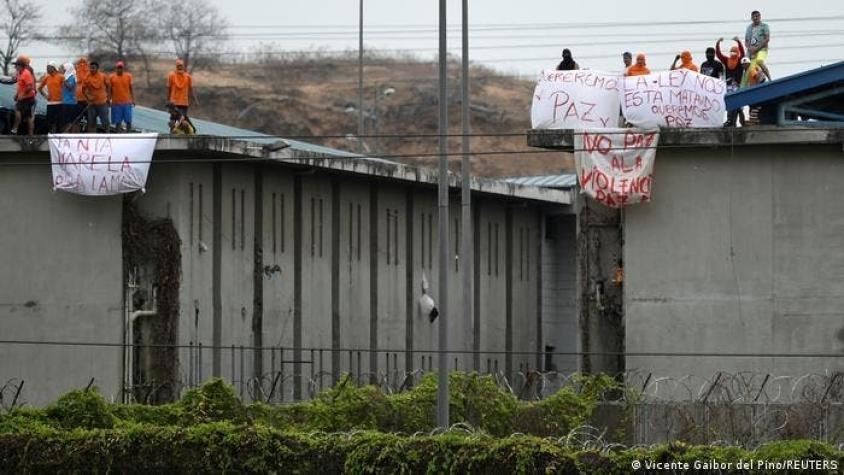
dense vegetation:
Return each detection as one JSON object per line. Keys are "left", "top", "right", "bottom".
{"left": 1, "top": 374, "right": 840, "bottom": 473}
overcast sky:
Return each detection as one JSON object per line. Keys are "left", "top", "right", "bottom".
{"left": 32, "top": 0, "right": 844, "bottom": 79}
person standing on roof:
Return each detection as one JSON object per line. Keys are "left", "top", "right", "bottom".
{"left": 699, "top": 47, "right": 724, "bottom": 79}
{"left": 38, "top": 62, "right": 65, "bottom": 133}
{"left": 73, "top": 57, "right": 90, "bottom": 131}
{"left": 717, "top": 36, "right": 746, "bottom": 126}
{"left": 670, "top": 50, "right": 698, "bottom": 72}
{"left": 167, "top": 59, "right": 198, "bottom": 128}
{"left": 622, "top": 52, "right": 632, "bottom": 70}
{"left": 555, "top": 49, "right": 579, "bottom": 71}
{"left": 83, "top": 60, "right": 109, "bottom": 133}
{"left": 60, "top": 63, "right": 78, "bottom": 132}
{"left": 624, "top": 53, "right": 650, "bottom": 76}
{"left": 10, "top": 55, "right": 36, "bottom": 136}
{"left": 109, "top": 61, "right": 134, "bottom": 132}
{"left": 745, "top": 10, "right": 772, "bottom": 82}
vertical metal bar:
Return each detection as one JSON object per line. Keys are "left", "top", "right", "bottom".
{"left": 357, "top": 0, "right": 364, "bottom": 154}
{"left": 281, "top": 193, "right": 285, "bottom": 253}
{"left": 240, "top": 189, "right": 245, "bottom": 251}
{"left": 436, "top": 0, "right": 449, "bottom": 429}
{"left": 253, "top": 167, "right": 264, "bottom": 397}
{"left": 198, "top": 183, "right": 204, "bottom": 242}
{"left": 189, "top": 182, "right": 194, "bottom": 245}
{"left": 212, "top": 166, "right": 222, "bottom": 376}
{"left": 461, "top": 0, "right": 474, "bottom": 375}
{"left": 331, "top": 180, "right": 341, "bottom": 385}
{"left": 369, "top": 183, "right": 379, "bottom": 382}
{"left": 293, "top": 177, "right": 302, "bottom": 400}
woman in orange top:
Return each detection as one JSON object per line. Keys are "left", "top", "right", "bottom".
{"left": 38, "top": 62, "right": 65, "bottom": 132}
{"left": 167, "top": 59, "right": 199, "bottom": 128}
{"left": 624, "top": 53, "right": 651, "bottom": 76}
{"left": 670, "top": 50, "right": 699, "bottom": 72}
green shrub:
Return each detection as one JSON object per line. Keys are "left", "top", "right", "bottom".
{"left": 178, "top": 378, "right": 246, "bottom": 425}
{"left": 0, "top": 428, "right": 839, "bottom": 474}
{"left": 45, "top": 388, "right": 115, "bottom": 430}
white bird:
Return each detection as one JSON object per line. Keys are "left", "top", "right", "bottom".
{"left": 419, "top": 271, "right": 439, "bottom": 323}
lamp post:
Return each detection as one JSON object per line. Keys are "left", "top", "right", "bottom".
{"left": 357, "top": 0, "right": 364, "bottom": 154}
{"left": 436, "top": 0, "right": 449, "bottom": 429}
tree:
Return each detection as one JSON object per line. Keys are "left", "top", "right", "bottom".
{"left": 158, "top": 0, "right": 228, "bottom": 71}
{"left": 0, "top": 0, "right": 41, "bottom": 75}
{"left": 60, "top": 0, "right": 156, "bottom": 60}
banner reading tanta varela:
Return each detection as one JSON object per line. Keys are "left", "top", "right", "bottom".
{"left": 574, "top": 128, "right": 659, "bottom": 207}
{"left": 49, "top": 133, "right": 158, "bottom": 195}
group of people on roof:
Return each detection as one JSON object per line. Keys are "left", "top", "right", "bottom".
{"left": 556, "top": 10, "right": 771, "bottom": 127}
{"left": 2, "top": 56, "right": 198, "bottom": 136}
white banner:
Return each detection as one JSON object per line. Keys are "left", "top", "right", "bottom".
{"left": 619, "top": 70, "right": 726, "bottom": 128}
{"left": 574, "top": 128, "right": 659, "bottom": 207}
{"left": 49, "top": 133, "right": 158, "bottom": 195}
{"left": 531, "top": 70, "right": 620, "bottom": 129}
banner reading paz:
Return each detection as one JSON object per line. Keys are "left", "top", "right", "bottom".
{"left": 574, "top": 128, "right": 659, "bottom": 207}
{"left": 531, "top": 70, "right": 620, "bottom": 129}
{"left": 49, "top": 133, "right": 158, "bottom": 196}
{"left": 619, "top": 69, "right": 726, "bottom": 128}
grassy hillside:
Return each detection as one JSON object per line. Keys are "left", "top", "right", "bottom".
{"left": 132, "top": 54, "right": 572, "bottom": 178}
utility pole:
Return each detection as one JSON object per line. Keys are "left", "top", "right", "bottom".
{"left": 357, "top": 0, "right": 364, "bottom": 154}
{"left": 436, "top": 0, "right": 450, "bottom": 429}
{"left": 460, "top": 0, "right": 474, "bottom": 371}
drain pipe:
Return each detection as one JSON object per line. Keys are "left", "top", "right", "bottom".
{"left": 125, "top": 287, "right": 157, "bottom": 402}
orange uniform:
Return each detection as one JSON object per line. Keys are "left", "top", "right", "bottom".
{"left": 84, "top": 71, "right": 108, "bottom": 105}
{"left": 167, "top": 70, "right": 192, "bottom": 106}
{"left": 39, "top": 72, "right": 65, "bottom": 103}
{"left": 109, "top": 72, "right": 133, "bottom": 104}
{"left": 75, "top": 60, "right": 89, "bottom": 102}
{"left": 16, "top": 68, "right": 35, "bottom": 100}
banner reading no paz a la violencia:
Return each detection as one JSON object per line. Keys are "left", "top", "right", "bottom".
{"left": 574, "top": 128, "right": 659, "bottom": 208}
{"left": 49, "top": 133, "right": 158, "bottom": 196}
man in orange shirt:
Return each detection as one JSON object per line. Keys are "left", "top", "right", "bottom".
{"left": 167, "top": 59, "right": 198, "bottom": 129}
{"left": 38, "top": 62, "right": 65, "bottom": 133}
{"left": 72, "top": 57, "right": 90, "bottom": 131}
{"left": 11, "top": 56, "right": 36, "bottom": 136}
{"left": 83, "top": 60, "right": 110, "bottom": 133}
{"left": 109, "top": 61, "right": 134, "bottom": 132}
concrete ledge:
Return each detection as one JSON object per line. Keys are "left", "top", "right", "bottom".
{"left": 0, "top": 135, "right": 573, "bottom": 205}
{"left": 527, "top": 126, "right": 844, "bottom": 150}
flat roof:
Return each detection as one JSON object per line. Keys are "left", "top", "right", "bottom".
{"left": 528, "top": 126, "right": 844, "bottom": 150}
{"left": 0, "top": 136, "right": 573, "bottom": 205}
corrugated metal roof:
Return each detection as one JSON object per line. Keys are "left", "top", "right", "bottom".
{"left": 725, "top": 60, "right": 844, "bottom": 111}
{"left": 502, "top": 174, "right": 577, "bottom": 189}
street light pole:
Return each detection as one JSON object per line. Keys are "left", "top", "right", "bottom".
{"left": 436, "top": 0, "right": 450, "bottom": 429}
{"left": 357, "top": 0, "right": 364, "bottom": 154}
{"left": 460, "top": 0, "right": 474, "bottom": 371}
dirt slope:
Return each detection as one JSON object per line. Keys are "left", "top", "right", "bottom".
{"left": 133, "top": 55, "right": 572, "bottom": 178}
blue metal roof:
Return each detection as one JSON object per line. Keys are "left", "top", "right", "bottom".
{"left": 725, "top": 60, "right": 844, "bottom": 111}
{"left": 503, "top": 174, "right": 577, "bottom": 189}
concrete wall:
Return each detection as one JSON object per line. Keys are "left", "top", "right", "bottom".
{"left": 0, "top": 156, "right": 123, "bottom": 406}
{"left": 625, "top": 144, "right": 844, "bottom": 381}
{"left": 0, "top": 152, "right": 575, "bottom": 405}
{"left": 542, "top": 214, "right": 579, "bottom": 373}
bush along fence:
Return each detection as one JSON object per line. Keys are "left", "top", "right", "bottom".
{"left": 1, "top": 374, "right": 843, "bottom": 473}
